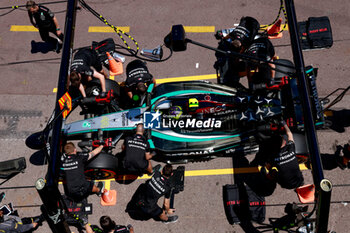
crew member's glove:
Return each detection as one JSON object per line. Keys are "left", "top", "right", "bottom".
{"left": 127, "top": 224, "right": 133, "bottom": 230}
{"left": 98, "top": 140, "right": 106, "bottom": 146}
{"left": 76, "top": 215, "right": 88, "bottom": 228}
{"left": 279, "top": 120, "right": 286, "bottom": 127}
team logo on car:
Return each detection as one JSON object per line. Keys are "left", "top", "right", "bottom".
{"left": 144, "top": 110, "right": 161, "bottom": 129}
{"left": 144, "top": 110, "right": 222, "bottom": 129}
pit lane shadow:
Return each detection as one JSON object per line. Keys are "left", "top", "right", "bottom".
{"left": 228, "top": 153, "right": 277, "bottom": 233}
{"left": 29, "top": 150, "right": 48, "bottom": 166}
{"left": 30, "top": 40, "right": 55, "bottom": 54}
{"left": 125, "top": 183, "right": 152, "bottom": 221}
{"left": 326, "top": 109, "right": 350, "bottom": 133}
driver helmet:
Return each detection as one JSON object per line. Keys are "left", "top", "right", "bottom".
{"left": 188, "top": 98, "right": 199, "bottom": 108}
{"left": 169, "top": 106, "right": 183, "bottom": 120}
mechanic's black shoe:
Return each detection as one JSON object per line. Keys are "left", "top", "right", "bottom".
{"left": 162, "top": 215, "right": 178, "bottom": 224}
{"left": 152, "top": 164, "right": 162, "bottom": 174}
{"left": 96, "top": 182, "right": 104, "bottom": 196}
{"left": 55, "top": 41, "right": 62, "bottom": 54}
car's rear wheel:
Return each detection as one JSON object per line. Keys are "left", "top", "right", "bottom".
{"left": 85, "top": 168, "right": 116, "bottom": 180}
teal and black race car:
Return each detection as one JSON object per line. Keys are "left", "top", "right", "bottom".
{"left": 26, "top": 59, "right": 325, "bottom": 180}
{"left": 55, "top": 59, "right": 325, "bottom": 179}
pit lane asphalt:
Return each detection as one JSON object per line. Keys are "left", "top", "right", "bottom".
{"left": 0, "top": 0, "right": 349, "bottom": 232}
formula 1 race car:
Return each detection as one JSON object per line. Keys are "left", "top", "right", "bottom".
{"left": 53, "top": 59, "right": 325, "bottom": 180}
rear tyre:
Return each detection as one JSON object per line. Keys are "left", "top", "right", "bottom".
{"left": 85, "top": 168, "right": 116, "bottom": 180}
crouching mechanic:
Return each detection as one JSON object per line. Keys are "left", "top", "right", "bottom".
{"left": 61, "top": 142, "right": 104, "bottom": 201}
{"left": 122, "top": 123, "right": 155, "bottom": 175}
{"left": 125, "top": 59, "right": 156, "bottom": 106}
{"left": 266, "top": 121, "right": 304, "bottom": 189}
{"left": 0, "top": 210, "right": 44, "bottom": 232}
{"left": 127, "top": 164, "right": 178, "bottom": 223}
{"left": 69, "top": 47, "right": 107, "bottom": 98}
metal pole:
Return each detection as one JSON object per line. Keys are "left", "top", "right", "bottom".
{"left": 37, "top": 0, "right": 78, "bottom": 232}
{"left": 283, "top": 0, "right": 331, "bottom": 232}
{"left": 49, "top": 0, "right": 78, "bottom": 183}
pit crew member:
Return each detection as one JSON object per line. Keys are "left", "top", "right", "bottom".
{"left": 61, "top": 142, "right": 104, "bottom": 200}
{"left": 69, "top": 47, "right": 107, "bottom": 98}
{"left": 267, "top": 121, "right": 304, "bottom": 189}
{"left": 0, "top": 210, "right": 44, "bottom": 232}
{"left": 122, "top": 123, "right": 155, "bottom": 175}
{"left": 245, "top": 36, "right": 276, "bottom": 90}
{"left": 214, "top": 16, "right": 260, "bottom": 87}
{"left": 127, "top": 164, "right": 178, "bottom": 223}
{"left": 125, "top": 59, "right": 156, "bottom": 104}
{"left": 26, "top": 1, "right": 63, "bottom": 53}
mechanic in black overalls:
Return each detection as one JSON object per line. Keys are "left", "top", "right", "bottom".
{"left": 127, "top": 164, "right": 178, "bottom": 224}
{"left": 61, "top": 142, "right": 105, "bottom": 201}
{"left": 125, "top": 59, "right": 156, "bottom": 106}
{"left": 265, "top": 121, "right": 304, "bottom": 190}
{"left": 0, "top": 210, "right": 44, "bottom": 233}
{"left": 122, "top": 123, "right": 155, "bottom": 175}
{"left": 214, "top": 16, "right": 260, "bottom": 88}
{"left": 26, "top": 1, "right": 64, "bottom": 53}
{"left": 245, "top": 36, "right": 276, "bottom": 91}
{"left": 69, "top": 47, "right": 107, "bottom": 98}
{"left": 99, "top": 216, "right": 134, "bottom": 233}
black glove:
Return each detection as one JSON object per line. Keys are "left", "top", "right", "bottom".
{"left": 127, "top": 224, "right": 133, "bottom": 230}
{"left": 279, "top": 120, "right": 286, "bottom": 127}
{"left": 99, "top": 140, "right": 105, "bottom": 146}
{"left": 343, "top": 144, "right": 350, "bottom": 158}
{"left": 33, "top": 215, "right": 45, "bottom": 224}
{"left": 99, "top": 91, "right": 107, "bottom": 98}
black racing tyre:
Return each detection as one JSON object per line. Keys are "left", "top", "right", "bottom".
{"left": 274, "top": 59, "right": 295, "bottom": 78}
{"left": 85, "top": 79, "right": 122, "bottom": 115}
{"left": 25, "top": 131, "right": 46, "bottom": 150}
{"left": 84, "top": 168, "right": 116, "bottom": 180}
{"left": 84, "top": 152, "right": 118, "bottom": 180}
{"left": 85, "top": 79, "right": 121, "bottom": 97}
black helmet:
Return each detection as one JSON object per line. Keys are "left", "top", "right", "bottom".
{"left": 230, "top": 16, "right": 260, "bottom": 47}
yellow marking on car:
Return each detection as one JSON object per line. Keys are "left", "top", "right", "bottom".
{"left": 88, "top": 26, "right": 130, "bottom": 33}
{"left": 10, "top": 25, "right": 38, "bottom": 31}
{"left": 183, "top": 26, "right": 215, "bottom": 33}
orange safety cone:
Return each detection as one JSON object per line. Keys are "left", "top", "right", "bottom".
{"left": 267, "top": 18, "right": 283, "bottom": 39}
{"left": 106, "top": 52, "right": 123, "bottom": 76}
{"left": 296, "top": 184, "right": 315, "bottom": 203}
{"left": 100, "top": 189, "right": 117, "bottom": 206}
